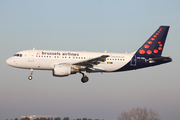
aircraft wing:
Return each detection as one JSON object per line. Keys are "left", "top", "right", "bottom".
{"left": 72, "top": 55, "right": 109, "bottom": 68}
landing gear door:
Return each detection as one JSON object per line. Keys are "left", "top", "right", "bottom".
{"left": 28, "top": 51, "right": 34, "bottom": 62}
{"left": 130, "top": 55, "right": 136, "bottom": 66}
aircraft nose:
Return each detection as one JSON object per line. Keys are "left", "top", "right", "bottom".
{"left": 6, "top": 58, "right": 13, "bottom": 66}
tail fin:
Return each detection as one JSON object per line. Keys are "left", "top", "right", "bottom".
{"left": 135, "top": 26, "right": 170, "bottom": 57}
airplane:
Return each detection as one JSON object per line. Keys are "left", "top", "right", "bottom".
{"left": 6, "top": 26, "right": 172, "bottom": 83}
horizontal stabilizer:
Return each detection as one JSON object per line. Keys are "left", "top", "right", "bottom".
{"left": 148, "top": 56, "right": 172, "bottom": 62}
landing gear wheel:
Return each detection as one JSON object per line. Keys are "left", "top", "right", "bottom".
{"left": 81, "top": 76, "right": 89, "bottom": 83}
{"left": 28, "top": 69, "right": 33, "bottom": 80}
{"left": 28, "top": 76, "right": 33, "bottom": 80}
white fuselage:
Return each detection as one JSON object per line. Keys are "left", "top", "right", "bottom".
{"left": 6, "top": 50, "right": 134, "bottom": 72}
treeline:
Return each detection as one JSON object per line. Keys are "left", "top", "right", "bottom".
{"left": 6, "top": 117, "right": 103, "bottom": 120}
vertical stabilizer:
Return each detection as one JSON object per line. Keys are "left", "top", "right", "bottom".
{"left": 135, "top": 26, "right": 169, "bottom": 57}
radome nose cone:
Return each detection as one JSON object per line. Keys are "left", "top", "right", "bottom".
{"left": 6, "top": 58, "right": 10, "bottom": 65}
{"left": 6, "top": 58, "right": 12, "bottom": 66}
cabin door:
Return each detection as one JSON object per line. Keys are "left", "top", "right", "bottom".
{"left": 28, "top": 51, "right": 34, "bottom": 62}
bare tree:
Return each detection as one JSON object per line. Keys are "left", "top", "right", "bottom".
{"left": 118, "top": 108, "right": 160, "bottom": 120}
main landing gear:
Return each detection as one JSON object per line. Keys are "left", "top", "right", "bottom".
{"left": 28, "top": 69, "right": 33, "bottom": 80}
{"left": 81, "top": 71, "right": 89, "bottom": 83}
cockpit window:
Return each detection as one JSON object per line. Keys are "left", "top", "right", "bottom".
{"left": 13, "top": 54, "right": 23, "bottom": 57}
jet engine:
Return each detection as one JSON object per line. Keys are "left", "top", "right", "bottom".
{"left": 53, "top": 65, "right": 78, "bottom": 77}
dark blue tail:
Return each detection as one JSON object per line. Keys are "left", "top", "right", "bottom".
{"left": 135, "top": 26, "right": 170, "bottom": 57}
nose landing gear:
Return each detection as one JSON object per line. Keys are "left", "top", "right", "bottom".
{"left": 28, "top": 69, "right": 33, "bottom": 80}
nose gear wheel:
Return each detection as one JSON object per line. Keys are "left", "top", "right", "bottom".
{"left": 28, "top": 69, "right": 33, "bottom": 80}
{"left": 28, "top": 76, "right": 33, "bottom": 80}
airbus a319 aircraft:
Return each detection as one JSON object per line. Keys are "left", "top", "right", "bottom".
{"left": 6, "top": 26, "right": 172, "bottom": 83}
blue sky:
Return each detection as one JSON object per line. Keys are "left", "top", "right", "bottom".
{"left": 0, "top": 0, "right": 180, "bottom": 120}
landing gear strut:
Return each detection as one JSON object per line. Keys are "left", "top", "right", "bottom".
{"left": 81, "top": 71, "right": 89, "bottom": 83}
{"left": 28, "top": 69, "right": 33, "bottom": 80}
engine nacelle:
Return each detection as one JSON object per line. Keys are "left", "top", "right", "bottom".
{"left": 53, "top": 65, "right": 78, "bottom": 77}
